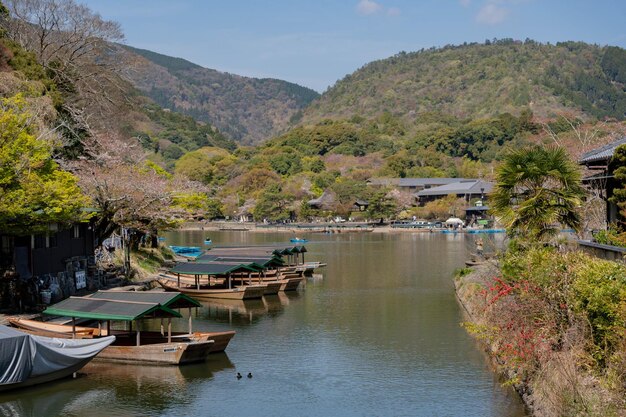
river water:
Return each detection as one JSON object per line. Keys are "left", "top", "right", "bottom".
{"left": 0, "top": 230, "right": 527, "bottom": 417}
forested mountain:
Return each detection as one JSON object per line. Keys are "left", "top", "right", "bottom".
{"left": 302, "top": 40, "right": 626, "bottom": 127}
{"left": 4, "top": 0, "right": 626, "bottom": 230}
{"left": 117, "top": 44, "right": 320, "bottom": 145}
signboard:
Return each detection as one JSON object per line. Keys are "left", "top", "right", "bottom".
{"left": 75, "top": 270, "right": 86, "bottom": 290}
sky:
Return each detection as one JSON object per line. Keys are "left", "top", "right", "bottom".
{"left": 82, "top": 0, "right": 626, "bottom": 92}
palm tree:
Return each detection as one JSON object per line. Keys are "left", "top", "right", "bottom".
{"left": 491, "top": 145, "right": 585, "bottom": 241}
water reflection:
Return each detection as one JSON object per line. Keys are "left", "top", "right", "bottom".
{"left": 193, "top": 291, "right": 304, "bottom": 326}
{"left": 0, "top": 355, "right": 234, "bottom": 417}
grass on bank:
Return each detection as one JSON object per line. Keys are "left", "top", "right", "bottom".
{"left": 459, "top": 246, "right": 626, "bottom": 417}
{"left": 103, "top": 244, "right": 175, "bottom": 281}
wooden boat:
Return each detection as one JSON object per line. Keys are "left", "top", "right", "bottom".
{"left": 36, "top": 296, "right": 218, "bottom": 365}
{"left": 9, "top": 317, "right": 235, "bottom": 355}
{"left": 86, "top": 291, "right": 236, "bottom": 354}
{"left": 12, "top": 321, "right": 214, "bottom": 365}
{"left": 8, "top": 317, "right": 105, "bottom": 337}
{"left": 0, "top": 325, "right": 115, "bottom": 391}
{"left": 162, "top": 262, "right": 270, "bottom": 300}
{"left": 158, "top": 279, "right": 266, "bottom": 300}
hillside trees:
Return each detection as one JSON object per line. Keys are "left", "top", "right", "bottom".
{"left": 0, "top": 94, "right": 90, "bottom": 234}
{"left": 2, "top": 0, "right": 126, "bottom": 154}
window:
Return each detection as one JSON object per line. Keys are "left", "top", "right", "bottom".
{"left": 72, "top": 224, "right": 84, "bottom": 239}
{"left": 48, "top": 232, "right": 58, "bottom": 248}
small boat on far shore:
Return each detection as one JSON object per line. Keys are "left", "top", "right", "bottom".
{"left": 290, "top": 238, "right": 308, "bottom": 243}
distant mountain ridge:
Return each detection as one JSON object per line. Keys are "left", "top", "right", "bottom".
{"left": 118, "top": 44, "right": 320, "bottom": 145}
{"left": 301, "top": 40, "right": 626, "bottom": 126}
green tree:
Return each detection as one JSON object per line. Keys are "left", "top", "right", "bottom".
{"left": 174, "top": 149, "right": 214, "bottom": 183}
{"left": 297, "top": 200, "right": 314, "bottom": 221}
{"left": 253, "top": 184, "right": 293, "bottom": 221}
{"left": 491, "top": 146, "right": 585, "bottom": 241}
{"left": 608, "top": 144, "right": 626, "bottom": 230}
{"left": 366, "top": 190, "right": 397, "bottom": 222}
{"left": 0, "top": 94, "right": 90, "bottom": 234}
{"left": 173, "top": 192, "right": 223, "bottom": 220}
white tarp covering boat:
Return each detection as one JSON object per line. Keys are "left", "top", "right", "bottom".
{"left": 0, "top": 325, "right": 115, "bottom": 391}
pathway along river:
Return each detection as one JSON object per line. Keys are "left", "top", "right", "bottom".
{"left": 0, "top": 231, "right": 527, "bottom": 417}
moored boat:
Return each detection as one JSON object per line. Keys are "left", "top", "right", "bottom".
{"left": 161, "top": 262, "right": 267, "bottom": 300}
{"left": 158, "top": 278, "right": 266, "bottom": 300}
{"left": 8, "top": 317, "right": 104, "bottom": 338}
{"left": 0, "top": 325, "right": 115, "bottom": 391}
{"left": 38, "top": 296, "right": 215, "bottom": 365}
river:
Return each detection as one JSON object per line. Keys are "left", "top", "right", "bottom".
{"left": 0, "top": 230, "right": 527, "bottom": 417}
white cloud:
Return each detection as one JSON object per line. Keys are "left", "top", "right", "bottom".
{"left": 387, "top": 7, "right": 401, "bottom": 16}
{"left": 459, "top": 0, "right": 471, "bottom": 7}
{"left": 356, "top": 0, "right": 382, "bottom": 15}
{"left": 476, "top": 2, "right": 509, "bottom": 24}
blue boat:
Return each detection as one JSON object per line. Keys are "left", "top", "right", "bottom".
{"left": 169, "top": 245, "right": 202, "bottom": 255}
{"left": 290, "top": 238, "right": 308, "bottom": 243}
{"left": 204, "top": 239, "right": 212, "bottom": 245}
{"left": 441, "top": 230, "right": 458, "bottom": 234}
{"left": 467, "top": 229, "right": 506, "bottom": 234}
{"left": 157, "top": 237, "right": 166, "bottom": 241}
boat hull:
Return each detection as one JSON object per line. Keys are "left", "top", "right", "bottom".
{"left": 280, "top": 277, "right": 303, "bottom": 291}
{"left": 0, "top": 358, "right": 93, "bottom": 392}
{"left": 159, "top": 280, "right": 266, "bottom": 300}
{"left": 96, "top": 340, "right": 214, "bottom": 365}
{"left": 262, "top": 281, "right": 282, "bottom": 295}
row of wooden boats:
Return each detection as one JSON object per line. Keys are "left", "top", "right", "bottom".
{"left": 159, "top": 244, "right": 325, "bottom": 300}
{"left": 2, "top": 244, "right": 326, "bottom": 391}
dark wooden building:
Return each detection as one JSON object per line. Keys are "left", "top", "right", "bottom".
{"left": 1, "top": 221, "right": 97, "bottom": 307}
{"left": 579, "top": 137, "right": 626, "bottom": 225}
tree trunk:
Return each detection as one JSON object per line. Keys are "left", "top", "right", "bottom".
{"left": 150, "top": 229, "right": 158, "bottom": 248}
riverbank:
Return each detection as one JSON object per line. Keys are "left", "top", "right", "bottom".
{"left": 455, "top": 254, "right": 626, "bottom": 417}
{"left": 178, "top": 221, "right": 486, "bottom": 234}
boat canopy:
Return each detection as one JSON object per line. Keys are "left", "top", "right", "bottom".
{"left": 44, "top": 297, "right": 181, "bottom": 321}
{"left": 169, "top": 262, "right": 258, "bottom": 276}
{"left": 87, "top": 290, "right": 201, "bottom": 310}
{"left": 195, "top": 255, "right": 285, "bottom": 268}
{"left": 194, "top": 261, "right": 265, "bottom": 271}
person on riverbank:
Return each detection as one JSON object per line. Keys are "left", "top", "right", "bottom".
{"left": 475, "top": 238, "right": 484, "bottom": 258}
